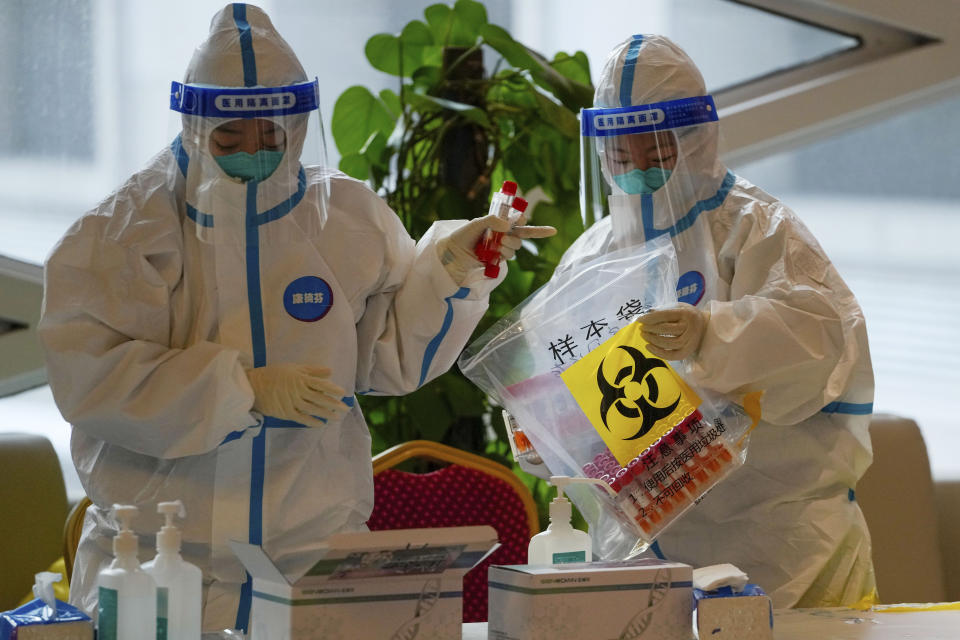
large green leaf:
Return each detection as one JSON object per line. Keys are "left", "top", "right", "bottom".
{"left": 435, "top": 185, "right": 472, "bottom": 220}
{"left": 405, "top": 384, "right": 453, "bottom": 442}
{"left": 403, "top": 87, "right": 440, "bottom": 114}
{"left": 441, "top": 373, "right": 486, "bottom": 417}
{"left": 533, "top": 91, "right": 579, "bottom": 139}
{"left": 412, "top": 65, "right": 443, "bottom": 92}
{"left": 479, "top": 24, "right": 593, "bottom": 111}
{"left": 379, "top": 88, "right": 403, "bottom": 119}
{"left": 502, "top": 142, "right": 541, "bottom": 193}
{"left": 452, "top": 0, "right": 487, "bottom": 35}
{"left": 526, "top": 201, "right": 565, "bottom": 233}
{"left": 414, "top": 94, "right": 491, "bottom": 128}
{"left": 424, "top": 4, "right": 456, "bottom": 44}
{"left": 551, "top": 51, "right": 592, "bottom": 87}
{"left": 365, "top": 23, "right": 438, "bottom": 77}
{"left": 478, "top": 24, "right": 540, "bottom": 71}
{"left": 368, "top": 426, "right": 390, "bottom": 456}
{"left": 487, "top": 72, "right": 537, "bottom": 110}
{"left": 560, "top": 138, "right": 580, "bottom": 191}
{"left": 492, "top": 262, "right": 534, "bottom": 305}
{"left": 331, "top": 85, "right": 395, "bottom": 155}
{"left": 425, "top": 1, "right": 484, "bottom": 47}
{"left": 401, "top": 20, "right": 441, "bottom": 70}
{"left": 365, "top": 33, "right": 401, "bottom": 75}
{"left": 530, "top": 200, "right": 584, "bottom": 265}
{"left": 360, "top": 130, "right": 389, "bottom": 170}
{"left": 338, "top": 152, "right": 369, "bottom": 180}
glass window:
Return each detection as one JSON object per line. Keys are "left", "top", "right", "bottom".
{"left": 0, "top": 0, "right": 94, "bottom": 161}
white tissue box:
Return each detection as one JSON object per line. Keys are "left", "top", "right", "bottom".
{"left": 0, "top": 599, "right": 93, "bottom": 640}
{"left": 693, "top": 584, "right": 773, "bottom": 640}
{"left": 488, "top": 558, "right": 692, "bottom": 640}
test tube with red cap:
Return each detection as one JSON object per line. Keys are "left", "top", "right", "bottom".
{"left": 475, "top": 181, "right": 528, "bottom": 278}
{"left": 482, "top": 196, "right": 528, "bottom": 278}
{"left": 474, "top": 181, "right": 516, "bottom": 265}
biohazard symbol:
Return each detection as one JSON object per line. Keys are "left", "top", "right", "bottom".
{"left": 596, "top": 346, "right": 679, "bottom": 440}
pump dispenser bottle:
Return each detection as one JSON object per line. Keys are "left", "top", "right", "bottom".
{"left": 97, "top": 504, "right": 157, "bottom": 639}
{"left": 527, "top": 476, "right": 593, "bottom": 564}
{"left": 142, "top": 500, "right": 202, "bottom": 640}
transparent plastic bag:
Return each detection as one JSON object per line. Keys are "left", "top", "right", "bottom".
{"left": 459, "top": 237, "right": 756, "bottom": 560}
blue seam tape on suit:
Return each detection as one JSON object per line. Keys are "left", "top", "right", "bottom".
{"left": 233, "top": 4, "right": 257, "bottom": 87}
{"left": 418, "top": 287, "right": 470, "bottom": 387}
{"left": 171, "top": 135, "right": 189, "bottom": 177}
{"left": 619, "top": 35, "right": 643, "bottom": 108}
{"left": 642, "top": 170, "right": 735, "bottom": 240}
{"left": 237, "top": 178, "right": 264, "bottom": 632}
{"left": 821, "top": 401, "right": 873, "bottom": 415}
{"left": 256, "top": 167, "right": 307, "bottom": 224}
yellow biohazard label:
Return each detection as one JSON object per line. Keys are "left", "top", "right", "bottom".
{"left": 560, "top": 322, "right": 701, "bottom": 466}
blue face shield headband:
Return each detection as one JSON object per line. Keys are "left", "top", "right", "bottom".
{"left": 581, "top": 95, "right": 718, "bottom": 138}
{"left": 169, "top": 79, "right": 320, "bottom": 118}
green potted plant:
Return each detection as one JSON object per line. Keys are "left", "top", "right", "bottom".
{"left": 331, "top": 0, "right": 593, "bottom": 517}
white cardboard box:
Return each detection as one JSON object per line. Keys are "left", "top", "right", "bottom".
{"left": 488, "top": 558, "right": 693, "bottom": 640}
{"left": 230, "top": 526, "right": 499, "bottom": 640}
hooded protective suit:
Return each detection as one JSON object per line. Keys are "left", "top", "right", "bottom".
{"left": 39, "top": 4, "right": 504, "bottom": 632}
{"left": 564, "top": 35, "right": 877, "bottom": 608}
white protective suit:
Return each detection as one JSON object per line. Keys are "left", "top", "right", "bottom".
{"left": 38, "top": 4, "right": 503, "bottom": 633}
{"left": 563, "top": 35, "right": 877, "bottom": 608}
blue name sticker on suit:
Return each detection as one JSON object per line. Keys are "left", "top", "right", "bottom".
{"left": 284, "top": 276, "right": 333, "bottom": 322}
{"left": 677, "top": 270, "right": 705, "bottom": 306}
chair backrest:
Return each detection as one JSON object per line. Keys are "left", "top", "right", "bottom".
{"left": 934, "top": 480, "right": 960, "bottom": 602}
{"left": 63, "top": 496, "right": 92, "bottom": 584}
{"left": 856, "top": 414, "right": 946, "bottom": 603}
{"left": 368, "top": 440, "right": 538, "bottom": 623}
{"left": 0, "top": 432, "right": 68, "bottom": 610}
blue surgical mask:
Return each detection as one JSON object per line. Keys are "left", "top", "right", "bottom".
{"left": 613, "top": 167, "right": 673, "bottom": 194}
{"left": 214, "top": 149, "right": 285, "bottom": 182}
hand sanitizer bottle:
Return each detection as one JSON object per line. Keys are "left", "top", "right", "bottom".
{"left": 527, "top": 476, "right": 593, "bottom": 564}
{"left": 142, "top": 500, "right": 203, "bottom": 640}
{"left": 97, "top": 504, "right": 157, "bottom": 639}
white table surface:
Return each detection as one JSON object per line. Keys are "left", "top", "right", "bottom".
{"left": 464, "top": 605, "right": 960, "bottom": 639}
{"left": 771, "top": 606, "right": 960, "bottom": 640}
{"left": 462, "top": 623, "right": 486, "bottom": 639}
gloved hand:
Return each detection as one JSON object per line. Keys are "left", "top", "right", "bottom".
{"left": 246, "top": 363, "right": 349, "bottom": 428}
{"left": 640, "top": 303, "right": 709, "bottom": 361}
{"left": 438, "top": 213, "right": 557, "bottom": 284}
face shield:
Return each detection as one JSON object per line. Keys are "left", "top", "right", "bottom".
{"left": 580, "top": 95, "right": 719, "bottom": 252}
{"left": 169, "top": 78, "right": 329, "bottom": 244}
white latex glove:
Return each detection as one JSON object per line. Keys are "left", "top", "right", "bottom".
{"left": 246, "top": 363, "right": 349, "bottom": 428}
{"left": 640, "top": 303, "right": 709, "bottom": 361}
{"left": 438, "top": 213, "right": 557, "bottom": 284}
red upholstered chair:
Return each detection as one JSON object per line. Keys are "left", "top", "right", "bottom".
{"left": 368, "top": 440, "right": 539, "bottom": 623}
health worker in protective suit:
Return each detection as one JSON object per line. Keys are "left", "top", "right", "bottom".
{"left": 565, "top": 34, "right": 876, "bottom": 608}
{"left": 38, "top": 3, "right": 554, "bottom": 634}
